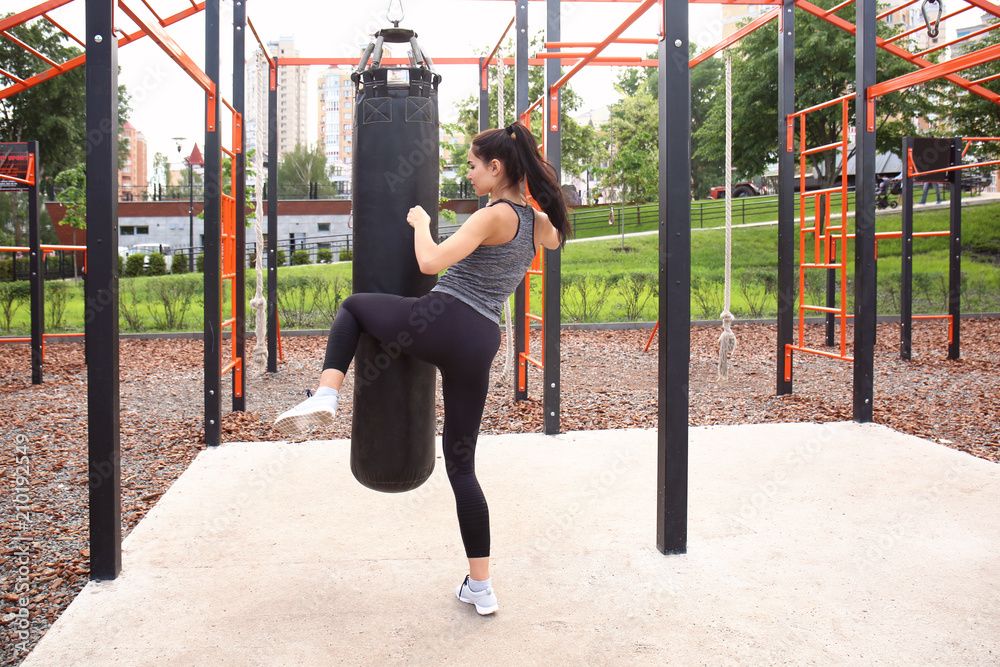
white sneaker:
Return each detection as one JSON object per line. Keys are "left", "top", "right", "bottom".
{"left": 455, "top": 575, "right": 498, "bottom": 615}
{"left": 273, "top": 391, "right": 338, "bottom": 435}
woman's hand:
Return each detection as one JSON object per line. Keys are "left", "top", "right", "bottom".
{"left": 407, "top": 205, "right": 431, "bottom": 229}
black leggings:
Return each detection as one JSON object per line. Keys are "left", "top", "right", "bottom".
{"left": 323, "top": 291, "right": 501, "bottom": 559}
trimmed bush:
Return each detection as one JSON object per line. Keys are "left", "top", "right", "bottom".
{"left": 118, "top": 254, "right": 125, "bottom": 276}
{"left": 147, "top": 252, "right": 168, "bottom": 276}
{"left": 0, "top": 280, "right": 30, "bottom": 332}
{"left": 171, "top": 253, "right": 188, "bottom": 274}
{"left": 196, "top": 253, "right": 205, "bottom": 273}
{"left": 276, "top": 249, "right": 286, "bottom": 267}
{"left": 46, "top": 281, "right": 71, "bottom": 329}
{"left": 316, "top": 248, "right": 334, "bottom": 264}
{"left": 291, "top": 249, "right": 310, "bottom": 266}
{"left": 339, "top": 249, "right": 353, "bottom": 262}
{"left": 124, "top": 253, "right": 145, "bottom": 278}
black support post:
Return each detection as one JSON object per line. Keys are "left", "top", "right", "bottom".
{"left": 27, "top": 141, "right": 42, "bottom": 385}
{"left": 543, "top": 0, "right": 561, "bottom": 435}
{"left": 478, "top": 57, "right": 489, "bottom": 211}
{"left": 657, "top": 0, "right": 690, "bottom": 556}
{"left": 85, "top": 0, "right": 121, "bottom": 580}
{"left": 948, "top": 137, "right": 961, "bottom": 360}
{"left": 853, "top": 0, "right": 877, "bottom": 423}
{"left": 900, "top": 136, "right": 914, "bottom": 360}
{"left": 233, "top": 0, "right": 247, "bottom": 412}
{"left": 513, "top": 1, "right": 529, "bottom": 402}
{"left": 776, "top": 0, "right": 795, "bottom": 395}
{"left": 267, "top": 60, "right": 279, "bottom": 373}
{"left": 204, "top": 0, "right": 222, "bottom": 445}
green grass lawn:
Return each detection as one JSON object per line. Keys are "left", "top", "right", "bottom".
{"left": 1, "top": 201, "right": 997, "bottom": 334}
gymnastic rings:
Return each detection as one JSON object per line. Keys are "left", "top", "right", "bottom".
{"left": 386, "top": 0, "right": 405, "bottom": 27}
{"left": 921, "top": 0, "right": 942, "bottom": 39}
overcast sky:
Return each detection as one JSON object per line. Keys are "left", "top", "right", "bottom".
{"left": 13, "top": 0, "right": 982, "bottom": 174}
{"left": 17, "top": 0, "right": 724, "bottom": 172}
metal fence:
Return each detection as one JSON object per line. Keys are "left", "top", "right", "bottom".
{"left": 169, "top": 233, "right": 355, "bottom": 271}
{"left": 113, "top": 180, "right": 477, "bottom": 202}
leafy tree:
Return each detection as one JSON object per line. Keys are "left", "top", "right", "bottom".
{"left": 591, "top": 46, "right": 724, "bottom": 201}
{"left": 152, "top": 152, "right": 171, "bottom": 188}
{"left": 694, "top": 1, "right": 927, "bottom": 188}
{"left": 1, "top": 12, "right": 130, "bottom": 243}
{"left": 277, "top": 142, "right": 331, "bottom": 190}
{"left": 452, "top": 33, "right": 598, "bottom": 183}
{"left": 937, "top": 19, "right": 1000, "bottom": 160}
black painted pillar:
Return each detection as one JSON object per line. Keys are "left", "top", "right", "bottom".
{"left": 948, "top": 137, "right": 961, "bottom": 360}
{"left": 513, "top": 0, "right": 529, "bottom": 402}
{"left": 853, "top": 0, "right": 877, "bottom": 423}
{"left": 544, "top": 0, "right": 561, "bottom": 435}
{"left": 85, "top": 0, "right": 121, "bottom": 580}
{"left": 204, "top": 0, "right": 222, "bottom": 445}
{"left": 233, "top": 0, "right": 247, "bottom": 411}
{"left": 27, "top": 141, "right": 43, "bottom": 385}
{"left": 478, "top": 56, "right": 489, "bottom": 211}
{"left": 900, "top": 136, "right": 914, "bottom": 360}
{"left": 267, "top": 60, "right": 279, "bottom": 373}
{"left": 657, "top": 0, "right": 690, "bottom": 556}
{"left": 776, "top": 0, "right": 795, "bottom": 395}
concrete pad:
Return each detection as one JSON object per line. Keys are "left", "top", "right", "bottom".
{"left": 23, "top": 423, "right": 1000, "bottom": 665}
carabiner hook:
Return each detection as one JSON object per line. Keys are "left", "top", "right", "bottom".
{"left": 386, "top": 0, "right": 405, "bottom": 28}
{"left": 921, "top": 0, "right": 942, "bottom": 39}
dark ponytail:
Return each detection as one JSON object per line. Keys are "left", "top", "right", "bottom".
{"left": 471, "top": 122, "right": 571, "bottom": 247}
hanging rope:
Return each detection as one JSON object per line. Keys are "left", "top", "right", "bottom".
{"left": 249, "top": 51, "right": 269, "bottom": 376}
{"left": 718, "top": 51, "right": 737, "bottom": 381}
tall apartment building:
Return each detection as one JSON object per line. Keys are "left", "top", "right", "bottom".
{"left": 119, "top": 121, "right": 148, "bottom": 201}
{"left": 246, "top": 37, "right": 308, "bottom": 160}
{"left": 316, "top": 66, "right": 356, "bottom": 178}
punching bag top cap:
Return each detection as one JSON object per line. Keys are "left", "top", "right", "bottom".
{"left": 377, "top": 27, "right": 416, "bottom": 43}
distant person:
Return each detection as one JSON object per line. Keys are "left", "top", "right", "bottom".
{"left": 920, "top": 181, "right": 942, "bottom": 204}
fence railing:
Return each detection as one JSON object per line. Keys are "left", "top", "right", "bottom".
{"left": 1, "top": 250, "right": 80, "bottom": 282}
{"left": 169, "top": 233, "right": 354, "bottom": 271}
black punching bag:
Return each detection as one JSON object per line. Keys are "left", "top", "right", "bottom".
{"left": 349, "top": 28, "right": 441, "bottom": 493}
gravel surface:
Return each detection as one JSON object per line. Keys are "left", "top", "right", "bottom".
{"left": 2, "top": 318, "right": 998, "bottom": 663}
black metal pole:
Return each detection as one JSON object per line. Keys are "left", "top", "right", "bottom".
{"left": 233, "top": 0, "right": 246, "bottom": 412}
{"left": 853, "top": 0, "right": 877, "bottom": 423}
{"left": 776, "top": 0, "right": 795, "bottom": 395}
{"left": 948, "top": 137, "right": 961, "bottom": 360}
{"left": 85, "top": 0, "right": 121, "bottom": 580}
{"left": 900, "top": 136, "right": 914, "bottom": 360}
{"left": 657, "top": 0, "right": 690, "bottom": 556}
{"left": 204, "top": 0, "right": 222, "bottom": 445}
{"left": 188, "top": 162, "right": 194, "bottom": 272}
{"left": 478, "top": 56, "right": 489, "bottom": 211}
{"left": 543, "top": 0, "right": 561, "bottom": 435}
{"left": 27, "top": 141, "right": 43, "bottom": 385}
{"left": 267, "top": 59, "right": 279, "bottom": 373}
{"left": 822, "top": 193, "right": 835, "bottom": 346}
{"left": 513, "top": 0, "right": 529, "bottom": 402}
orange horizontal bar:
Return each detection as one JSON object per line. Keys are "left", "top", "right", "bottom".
{"left": 797, "top": 0, "right": 999, "bottom": 105}
{"left": 912, "top": 314, "right": 951, "bottom": 320}
{"left": 536, "top": 52, "right": 644, "bottom": 61}
{"left": 824, "top": 0, "right": 855, "bottom": 16}
{"left": 801, "top": 305, "right": 843, "bottom": 314}
{"left": 802, "top": 141, "right": 843, "bottom": 156}
{"left": 221, "top": 360, "right": 237, "bottom": 375}
{"left": 42, "top": 13, "right": 85, "bottom": 48}
{"left": 118, "top": 0, "right": 214, "bottom": 94}
{"left": 545, "top": 38, "right": 659, "bottom": 48}
{"left": 690, "top": 7, "right": 779, "bottom": 68}
{"left": 788, "top": 345, "right": 854, "bottom": 363}
{"left": 521, "top": 353, "right": 544, "bottom": 370}
{"left": 790, "top": 93, "right": 853, "bottom": 118}
{"left": 483, "top": 16, "right": 516, "bottom": 72}
{"left": 914, "top": 22, "right": 1000, "bottom": 59}
{"left": 526, "top": 313, "right": 543, "bottom": 322}
{"left": 884, "top": 5, "right": 973, "bottom": 45}
{"left": 550, "top": 0, "right": 658, "bottom": 93}
{"left": 876, "top": 0, "right": 921, "bottom": 21}
{"left": 801, "top": 263, "right": 844, "bottom": 269}
{"left": 0, "top": 0, "right": 74, "bottom": 33}
{"left": 41, "top": 244, "right": 86, "bottom": 251}
{"left": 802, "top": 186, "right": 847, "bottom": 197}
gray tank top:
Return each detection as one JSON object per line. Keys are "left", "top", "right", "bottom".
{"left": 432, "top": 199, "right": 537, "bottom": 324}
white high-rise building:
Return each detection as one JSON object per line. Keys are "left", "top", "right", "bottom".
{"left": 245, "top": 36, "right": 308, "bottom": 161}
{"left": 317, "top": 66, "right": 356, "bottom": 179}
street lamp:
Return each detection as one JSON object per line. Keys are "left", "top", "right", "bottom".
{"left": 173, "top": 138, "right": 202, "bottom": 273}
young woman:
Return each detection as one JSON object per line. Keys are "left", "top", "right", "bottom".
{"left": 274, "top": 121, "right": 569, "bottom": 615}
